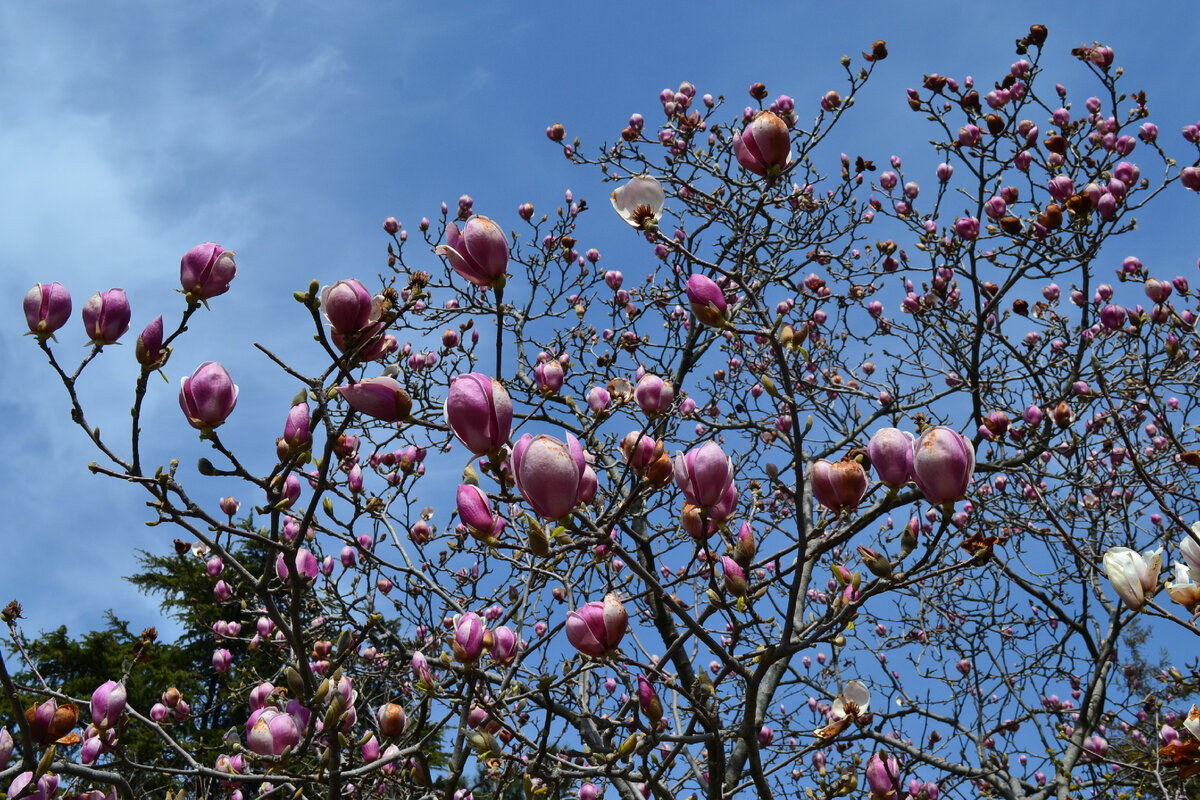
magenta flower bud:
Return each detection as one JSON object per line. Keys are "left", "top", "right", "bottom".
{"left": 579, "top": 784, "right": 600, "bottom": 800}
{"left": 5, "top": 773, "right": 48, "bottom": 800}
{"left": 1047, "top": 175, "right": 1074, "bottom": 201}
{"left": 321, "top": 279, "right": 377, "bottom": 335}
{"left": 218, "top": 497, "right": 240, "bottom": 517}
{"left": 635, "top": 374, "right": 674, "bottom": 414}
{"left": 1083, "top": 734, "right": 1108, "bottom": 760}
{"left": 1023, "top": 405, "right": 1044, "bottom": 426}
{"left": 213, "top": 580, "right": 232, "bottom": 601}
{"left": 867, "top": 428, "right": 914, "bottom": 488}
{"left": 722, "top": 555, "right": 748, "bottom": 597}
{"left": 412, "top": 651, "right": 434, "bottom": 688}
{"left": 457, "top": 484, "right": 503, "bottom": 543}
{"left": 436, "top": 215, "right": 509, "bottom": 288}
{"left": 383, "top": 216, "right": 400, "bottom": 235}
{"left": 23, "top": 282, "right": 72, "bottom": 338}
{"left": 81, "top": 288, "right": 131, "bottom": 345}
{"left": 686, "top": 274, "right": 729, "bottom": 327}
{"left": 490, "top": 625, "right": 518, "bottom": 665}
{"left": 451, "top": 611, "right": 487, "bottom": 662}
{"left": 586, "top": 386, "right": 611, "bottom": 414}
{"left": 637, "top": 675, "right": 664, "bottom": 726}
{"left": 673, "top": 441, "right": 734, "bottom": 509}
{"left": 179, "top": 362, "right": 239, "bottom": 431}
{"left": 0, "top": 728, "right": 11, "bottom": 770}
{"left": 362, "top": 736, "right": 381, "bottom": 763}
{"left": 246, "top": 683, "right": 274, "bottom": 714}
{"left": 90, "top": 680, "right": 127, "bottom": 728}
{"left": 246, "top": 707, "right": 302, "bottom": 756}
{"left": 865, "top": 752, "right": 899, "bottom": 799}
{"left": 337, "top": 376, "right": 412, "bottom": 423}
{"left": 275, "top": 549, "right": 319, "bottom": 585}
{"left": 212, "top": 648, "right": 232, "bottom": 674}
{"left": 936, "top": 162, "right": 953, "bottom": 183}
{"left": 1144, "top": 277, "right": 1172, "bottom": 303}
{"left": 565, "top": 593, "right": 627, "bottom": 659}
{"left": 911, "top": 426, "right": 976, "bottom": 504}
{"left": 376, "top": 703, "right": 408, "bottom": 738}
{"left": 444, "top": 373, "right": 513, "bottom": 455}
{"left": 282, "top": 403, "right": 311, "bottom": 452}
{"left": 511, "top": 433, "right": 589, "bottom": 520}
{"left": 535, "top": 359, "right": 565, "bottom": 393}
{"left": 954, "top": 217, "right": 979, "bottom": 241}
{"left": 149, "top": 703, "right": 169, "bottom": 723}
{"left": 1182, "top": 167, "right": 1200, "bottom": 192}
{"left": 1099, "top": 304, "right": 1125, "bottom": 330}
{"left": 180, "top": 242, "right": 237, "bottom": 300}
{"left": 811, "top": 459, "right": 868, "bottom": 512}
{"left": 134, "top": 314, "right": 165, "bottom": 366}
{"left": 734, "top": 111, "right": 792, "bottom": 176}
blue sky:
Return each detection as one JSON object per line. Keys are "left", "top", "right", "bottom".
{"left": 4, "top": 2, "right": 1200, "bottom": 639}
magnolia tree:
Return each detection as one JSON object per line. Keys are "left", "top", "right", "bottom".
{"left": 9, "top": 22, "right": 1200, "bottom": 800}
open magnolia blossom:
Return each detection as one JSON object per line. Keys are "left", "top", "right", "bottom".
{"left": 611, "top": 175, "right": 665, "bottom": 229}
{"left": 1102, "top": 546, "right": 1163, "bottom": 611}
{"left": 814, "top": 680, "right": 870, "bottom": 738}
{"left": 1166, "top": 562, "right": 1200, "bottom": 614}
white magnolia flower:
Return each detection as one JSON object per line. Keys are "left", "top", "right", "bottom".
{"left": 1185, "top": 704, "right": 1200, "bottom": 742}
{"left": 1102, "top": 546, "right": 1162, "bottom": 611}
{"left": 814, "top": 680, "right": 870, "bottom": 738}
{"left": 1180, "top": 523, "right": 1200, "bottom": 577}
{"left": 1166, "top": 562, "right": 1200, "bottom": 614}
{"left": 611, "top": 175, "right": 665, "bottom": 229}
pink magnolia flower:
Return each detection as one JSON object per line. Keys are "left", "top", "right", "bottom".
{"left": 811, "top": 459, "right": 868, "bottom": 512}
{"left": 245, "top": 707, "right": 302, "bottom": 756}
{"left": 456, "top": 484, "right": 505, "bottom": 544}
{"left": 135, "top": 315, "right": 165, "bottom": 366}
{"left": 865, "top": 751, "right": 900, "bottom": 799}
{"left": 436, "top": 215, "right": 509, "bottom": 288}
{"left": 565, "top": 593, "right": 627, "bottom": 659}
{"left": 867, "top": 428, "right": 914, "bottom": 488}
{"left": 511, "top": 433, "right": 589, "bottom": 520}
{"left": 911, "top": 426, "right": 975, "bottom": 504}
{"left": 81, "top": 288, "right": 131, "bottom": 345}
{"left": 489, "top": 625, "right": 519, "bottom": 666}
{"left": 90, "top": 680, "right": 127, "bottom": 728}
{"left": 686, "top": 274, "right": 728, "bottom": 327}
{"left": 179, "top": 362, "right": 239, "bottom": 430}
{"left": 321, "top": 279, "right": 379, "bottom": 335}
{"left": 637, "top": 675, "right": 663, "bottom": 726}
{"left": 337, "top": 377, "right": 412, "bottom": 423}
{"left": 23, "top": 282, "right": 72, "bottom": 337}
{"left": 180, "top": 242, "right": 237, "bottom": 300}
{"left": 444, "top": 373, "right": 513, "bottom": 455}
{"left": 674, "top": 441, "right": 734, "bottom": 509}
{"left": 635, "top": 374, "right": 674, "bottom": 414}
{"left": 734, "top": 111, "right": 793, "bottom": 176}
{"left": 451, "top": 612, "right": 487, "bottom": 662}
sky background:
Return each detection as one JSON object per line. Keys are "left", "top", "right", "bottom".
{"left": 4, "top": 2, "right": 1200, "bottom": 641}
